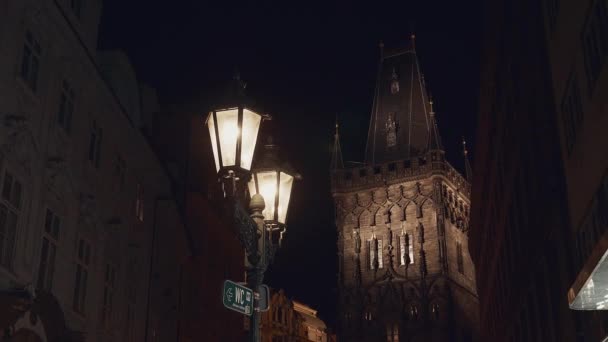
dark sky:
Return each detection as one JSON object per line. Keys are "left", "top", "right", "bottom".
{"left": 99, "top": 0, "right": 482, "bottom": 329}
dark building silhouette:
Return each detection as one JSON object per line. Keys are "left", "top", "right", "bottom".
{"left": 152, "top": 103, "right": 247, "bottom": 341}
{"left": 0, "top": 0, "right": 188, "bottom": 341}
{"left": 331, "top": 37, "right": 479, "bottom": 342}
{"left": 469, "top": 0, "right": 608, "bottom": 340}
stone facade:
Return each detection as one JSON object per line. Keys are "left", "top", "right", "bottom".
{"left": 332, "top": 154, "right": 478, "bottom": 341}
{"left": 0, "top": 0, "right": 188, "bottom": 341}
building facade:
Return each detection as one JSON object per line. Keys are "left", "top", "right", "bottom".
{"left": 260, "top": 289, "right": 335, "bottom": 342}
{"left": 331, "top": 39, "right": 479, "bottom": 342}
{"left": 152, "top": 94, "right": 248, "bottom": 340}
{"left": 0, "top": 0, "right": 189, "bottom": 341}
{"left": 547, "top": 0, "right": 608, "bottom": 316}
{"left": 469, "top": 0, "right": 608, "bottom": 340}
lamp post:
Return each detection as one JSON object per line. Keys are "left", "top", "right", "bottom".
{"left": 205, "top": 75, "right": 298, "bottom": 342}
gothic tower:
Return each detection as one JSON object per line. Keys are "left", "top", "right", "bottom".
{"left": 331, "top": 37, "right": 479, "bottom": 341}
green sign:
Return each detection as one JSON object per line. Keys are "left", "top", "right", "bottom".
{"left": 223, "top": 280, "right": 253, "bottom": 316}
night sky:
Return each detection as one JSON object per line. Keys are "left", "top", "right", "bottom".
{"left": 99, "top": 0, "right": 482, "bottom": 329}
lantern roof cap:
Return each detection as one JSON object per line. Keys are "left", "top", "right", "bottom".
{"left": 212, "top": 71, "right": 258, "bottom": 112}
{"left": 252, "top": 137, "right": 302, "bottom": 180}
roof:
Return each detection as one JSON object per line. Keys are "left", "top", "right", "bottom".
{"left": 365, "top": 38, "right": 433, "bottom": 165}
{"left": 293, "top": 301, "right": 327, "bottom": 329}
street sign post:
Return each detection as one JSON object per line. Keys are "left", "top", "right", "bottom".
{"left": 223, "top": 280, "right": 254, "bottom": 316}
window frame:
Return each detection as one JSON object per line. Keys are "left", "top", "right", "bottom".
{"left": 19, "top": 30, "right": 41, "bottom": 92}
{"left": 72, "top": 237, "right": 92, "bottom": 315}
{"left": 0, "top": 170, "right": 23, "bottom": 270}
{"left": 37, "top": 208, "right": 60, "bottom": 291}
{"left": 57, "top": 80, "right": 75, "bottom": 134}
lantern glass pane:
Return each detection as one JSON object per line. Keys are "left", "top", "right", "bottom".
{"left": 247, "top": 178, "right": 257, "bottom": 199}
{"left": 206, "top": 113, "right": 220, "bottom": 171}
{"left": 216, "top": 109, "right": 239, "bottom": 168}
{"left": 277, "top": 172, "right": 294, "bottom": 224}
{"left": 256, "top": 171, "right": 277, "bottom": 221}
{"left": 240, "top": 109, "right": 262, "bottom": 170}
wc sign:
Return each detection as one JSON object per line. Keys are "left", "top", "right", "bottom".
{"left": 222, "top": 280, "right": 253, "bottom": 316}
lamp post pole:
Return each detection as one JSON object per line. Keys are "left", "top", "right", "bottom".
{"left": 248, "top": 194, "right": 266, "bottom": 342}
{"left": 206, "top": 76, "right": 297, "bottom": 342}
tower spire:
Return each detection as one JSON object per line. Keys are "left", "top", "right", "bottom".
{"left": 331, "top": 117, "right": 344, "bottom": 170}
{"left": 428, "top": 97, "right": 443, "bottom": 151}
{"left": 462, "top": 136, "right": 473, "bottom": 182}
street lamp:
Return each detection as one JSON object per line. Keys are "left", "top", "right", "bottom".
{"left": 206, "top": 107, "right": 262, "bottom": 174}
{"left": 248, "top": 140, "right": 301, "bottom": 248}
{"left": 205, "top": 75, "right": 298, "bottom": 342}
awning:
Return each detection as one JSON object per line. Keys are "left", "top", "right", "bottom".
{"left": 568, "top": 231, "right": 608, "bottom": 310}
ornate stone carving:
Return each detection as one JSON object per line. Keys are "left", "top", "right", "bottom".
{"left": 386, "top": 112, "right": 398, "bottom": 148}
{"left": 390, "top": 68, "right": 400, "bottom": 94}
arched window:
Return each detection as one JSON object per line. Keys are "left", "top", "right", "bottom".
{"left": 432, "top": 303, "right": 440, "bottom": 320}
{"left": 399, "top": 232, "right": 414, "bottom": 266}
{"left": 367, "top": 235, "right": 383, "bottom": 269}
{"left": 386, "top": 323, "right": 399, "bottom": 341}
{"left": 411, "top": 305, "right": 419, "bottom": 320}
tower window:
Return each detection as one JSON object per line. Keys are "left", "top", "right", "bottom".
{"left": 386, "top": 323, "right": 399, "bottom": 341}
{"left": 399, "top": 231, "right": 414, "bottom": 266}
{"left": 411, "top": 305, "right": 419, "bottom": 320}
{"left": 432, "top": 303, "right": 440, "bottom": 320}
{"left": 368, "top": 237, "right": 383, "bottom": 269}
{"left": 457, "top": 242, "right": 464, "bottom": 274}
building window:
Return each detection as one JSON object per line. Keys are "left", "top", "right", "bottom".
{"left": 0, "top": 171, "right": 21, "bottom": 269}
{"left": 399, "top": 231, "right": 414, "bottom": 266}
{"left": 88, "top": 121, "right": 102, "bottom": 168}
{"left": 432, "top": 303, "right": 440, "bottom": 320}
{"left": 135, "top": 183, "right": 144, "bottom": 222}
{"left": 582, "top": 0, "right": 608, "bottom": 94}
{"left": 114, "top": 156, "right": 126, "bottom": 191}
{"left": 457, "top": 242, "right": 464, "bottom": 274}
{"left": 560, "top": 75, "right": 583, "bottom": 155}
{"left": 101, "top": 263, "right": 116, "bottom": 328}
{"left": 19, "top": 31, "right": 41, "bottom": 92}
{"left": 386, "top": 324, "right": 399, "bottom": 342}
{"left": 70, "top": 0, "right": 83, "bottom": 18}
{"left": 410, "top": 305, "right": 419, "bottom": 320}
{"left": 57, "top": 81, "right": 74, "bottom": 133}
{"left": 368, "top": 237, "right": 383, "bottom": 269}
{"left": 73, "top": 238, "right": 91, "bottom": 314}
{"left": 37, "top": 209, "right": 60, "bottom": 290}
